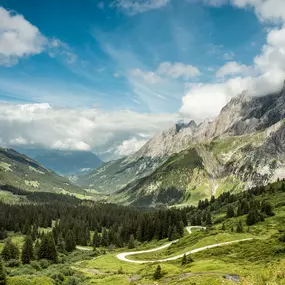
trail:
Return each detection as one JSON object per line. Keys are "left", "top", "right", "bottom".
{"left": 116, "top": 226, "right": 252, "bottom": 264}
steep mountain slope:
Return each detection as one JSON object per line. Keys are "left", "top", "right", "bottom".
{"left": 15, "top": 148, "right": 103, "bottom": 175}
{"left": 0, "top": 147, "right": 85, "bottom": 194}
{"left": 77, "top": 84, "right": 285, "bottom": 200}
{"left": 113, "top": 119, "right": 285, "bottom": 206}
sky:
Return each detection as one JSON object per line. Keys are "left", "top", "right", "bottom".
{"left": 0, "top": 0, "right": 285, "bottom": 160}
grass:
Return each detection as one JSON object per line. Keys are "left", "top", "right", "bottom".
{"left": 128, "top": 230, "right": 253, "bottom": 261}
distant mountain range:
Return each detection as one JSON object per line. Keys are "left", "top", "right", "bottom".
{"left": 14, "top": 148, "right": 103, "bottom": 176}
{"left": 76, "top": 84, "right": 285, "bottom": 206}
{"left": 0, "top": 147, "right": 85, "bottom": 195}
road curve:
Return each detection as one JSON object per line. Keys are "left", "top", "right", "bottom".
{"left": 116, "top": 226, "right": 252, "bottom": 264}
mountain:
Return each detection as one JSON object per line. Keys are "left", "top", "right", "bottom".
{"left": 0, "top": 147, "right": 86, "bottom": 195}
{"left": 15, "top": 148, "right": 103, "bottom": 175}
{"left": 77, "top": 84, "right": 285, "bottom": 206}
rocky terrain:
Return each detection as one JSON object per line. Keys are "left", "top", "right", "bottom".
{"left": 77, "top": 84, "right": 285, "bottom": 206}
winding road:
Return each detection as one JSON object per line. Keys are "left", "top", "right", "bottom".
{"left": 116, "top": 226, "right": 252, "bottom": 264}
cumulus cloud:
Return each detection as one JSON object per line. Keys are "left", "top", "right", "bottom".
{"left": 115, "top": 137, "right": 148, "bottom": 156}
{"left": 0, "top": 103, "right": 178, "bottom": 154}
{"left": 0, "top": 7, "right": 47, "bottom": 66}
{"left": 231, "top": 0, "right": 285, "bottom": 23}
{"left": 157, "top": 62, "right": 200, "bottom": 80}
{"left": 0, "top": 7, "right": 76, "bottom": 66}
{"left": 111, "top": 0, "right": 170, "bottom": 15}
{"left": 216, "top": 61, "right": 255, "bottom": 77}
{"left": 180, "top": 0, "right": 285, "bottom": 121}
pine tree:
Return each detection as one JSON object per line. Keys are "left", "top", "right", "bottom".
{"left": 92, "top": 230, "right": 101, "bottom": 248}
{"left": 153, "top": 265, "right": 163, "bottom": 280}
{"left": 0, "top": 229, "right": 7, "bottom": 241}
{"left": 226, "top": 206, "right": 235, "bottom": 218}
{"left": 65, "top": 230, "right": 76, "bottom": 252}
{"left": 0, "top": 258, "right": 6, "bottom": 285}
{"left": 128, "top": 234, "right": 136, "bottom": 249}
{"left": 181, "top": 254, "right": 187, "bottom": 265}
{"left": 1, "top": 238, "right": 19, "bottom": 261}
{"left": 178, "top": 221, "right": 184, "bottom": 237}
{"left": 261, "top": 201, "right": 274, "bottom": 216}
{"left": 206, "top": 211, "right": 212, "bottom": 225}
{"left": 101, "top": 228, "right": 109, "bottom": 247}
{"left": 21, "top": 235, "right": 34, "bottom": 264}
{"left": 34, "top": 240, "right": 41, "bottom": 259}
{"left": 236, "top": 221, "right": 243, "bottom": 233}
{"left": 187, "top": 254, "right": 194, "bottom": 263}
{"left": 38, "top": 233, "right": 57, "bottom": 263}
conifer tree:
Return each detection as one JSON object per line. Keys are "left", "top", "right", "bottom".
{"left": 38, "top": 233, "right": 57, "bottom": 263}
{"left": 227, "top": 206, "right": 235, "bottom": 218}
{"left": 1, "top": 238, "right": 19, "bottom": 261}
{"left": 153, "top": 265, "right": 163, "bottom": 279}
{"left": 178, "top": 221, "right": 184, "bottom": 237}
{"left": 236, "top": 221, "right": 243, "bottom": 233}
{"left": 65, "top": 230, "right": 76, "bottom": 252}
{"left": 221, "top": 223, "right": 226, "bottom": 231}
{"left": 21, "top": 235, "right": 34, "bottom": 264}
{"left": 101, "top": 228, "right": 109, "bottom": 247}
{"left": 128, "top": 234, "right": 136, "bottom": 249}
{"left": 181, "top": 254, "right": 187, "bottom": 265}
{"left": 92, "top": 230, "right": 101, "bottom": 248}
{"left": 187, "top": 254, "right": 194, "bottom": 263}
{"left": 0, "top": 258, "right": 6, "bottom": 285}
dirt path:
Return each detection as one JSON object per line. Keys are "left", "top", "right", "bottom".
{"left": 116, "top": 226, "right": 253, "bottom": 264}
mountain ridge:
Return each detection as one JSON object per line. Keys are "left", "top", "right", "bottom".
{"left": 0, "top": 147, "right": 86, "bottom": 195}
{"left": 76, "top": 85, "right": 285, "bottom": 205}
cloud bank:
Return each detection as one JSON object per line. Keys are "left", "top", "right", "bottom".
{"left": 0, "top": 103, "right": 178, "bottom": 154}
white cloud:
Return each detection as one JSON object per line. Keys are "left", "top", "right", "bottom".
{"left": 0, "top": 103, "right": 178, "bottom": 153}
{"left": 231, "top": 0, "right": 285, "bottom": 23}
{"left": 180, "top": 1, "right": 285, "bottom": 121}
{"left": 116, "top": 137, "right": 148, "bottom": 156}
{"left": 0, "top": 7, "right": 76, "bottom": 67}
{"left": 130, "top": 68, "right": 161, "bottom": 84}
{"left": 0, "top": 7, "right": 47, "bottom": 66}
{"left": 111, "top": 0, "right": 170, "bottom": 15}
{"left": 216, "top": 61, "right": 255, "bottom": 77}
{"left": 157, "top": 62, "right": 200, "bottom": 80}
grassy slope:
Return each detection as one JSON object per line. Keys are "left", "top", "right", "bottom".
{"left": 1, "top": 184, "right": 284, "bottom": 285}
{"left": 0, "top": 147, "right": 86, "bottom": 195}
{"left": 73, "top": 185, "right": 285, "bottom": 284}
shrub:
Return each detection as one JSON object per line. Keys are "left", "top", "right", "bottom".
{"left": 6, "top": 260, "right": 19, "bottom": 268}
{"left": 30, "top": 261, "right": 41, "bottom": 271}
{"left": 39, "top": 259, "right": 51, "bottom": 269}
{"left": 153, "top": 265, "right": 163, "bottom": 280}
{"left": 63, "top": 277, "right": 80, "bottom": 285}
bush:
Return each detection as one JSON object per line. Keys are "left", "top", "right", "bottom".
{"left": 153, "top": 265, "right": 163, "bottom": 280}
{"left": 63, "top": 277, "right": 80, "bottom": 285}
{"left": 39, "top": 259, "right": 51, "bottom": 269}
{"left": 30, "top": 261, "right": 41, "bottom": 271}
{"left": 50, "top": 272, "right": 65, "bottom": 284}
{"left": 6, "top": 259, "right": 19, "bottom": 268}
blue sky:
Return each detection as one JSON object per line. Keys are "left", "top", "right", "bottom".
{"left": 1, "top": 0, "right": 285, "bottom": 158}
{"left": 0, "top": 0, "right": 265, "bottom": 113}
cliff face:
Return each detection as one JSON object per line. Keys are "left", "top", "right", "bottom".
{"left": 77, "top": 86, "right": 285, "bottom": 206}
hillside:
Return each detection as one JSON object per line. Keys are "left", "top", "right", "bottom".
{"left": 79, "top": 85, "right": 285, "bottom": 205}
{"left": 0, "top": 147, "right": 86, "bottom": 195}
{"left": 15, "top": 148, "right": 103, "bottom": 175}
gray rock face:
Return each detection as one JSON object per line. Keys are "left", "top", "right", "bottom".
{"left": 77, "top": 85, "right": 285, "bottom": 198}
